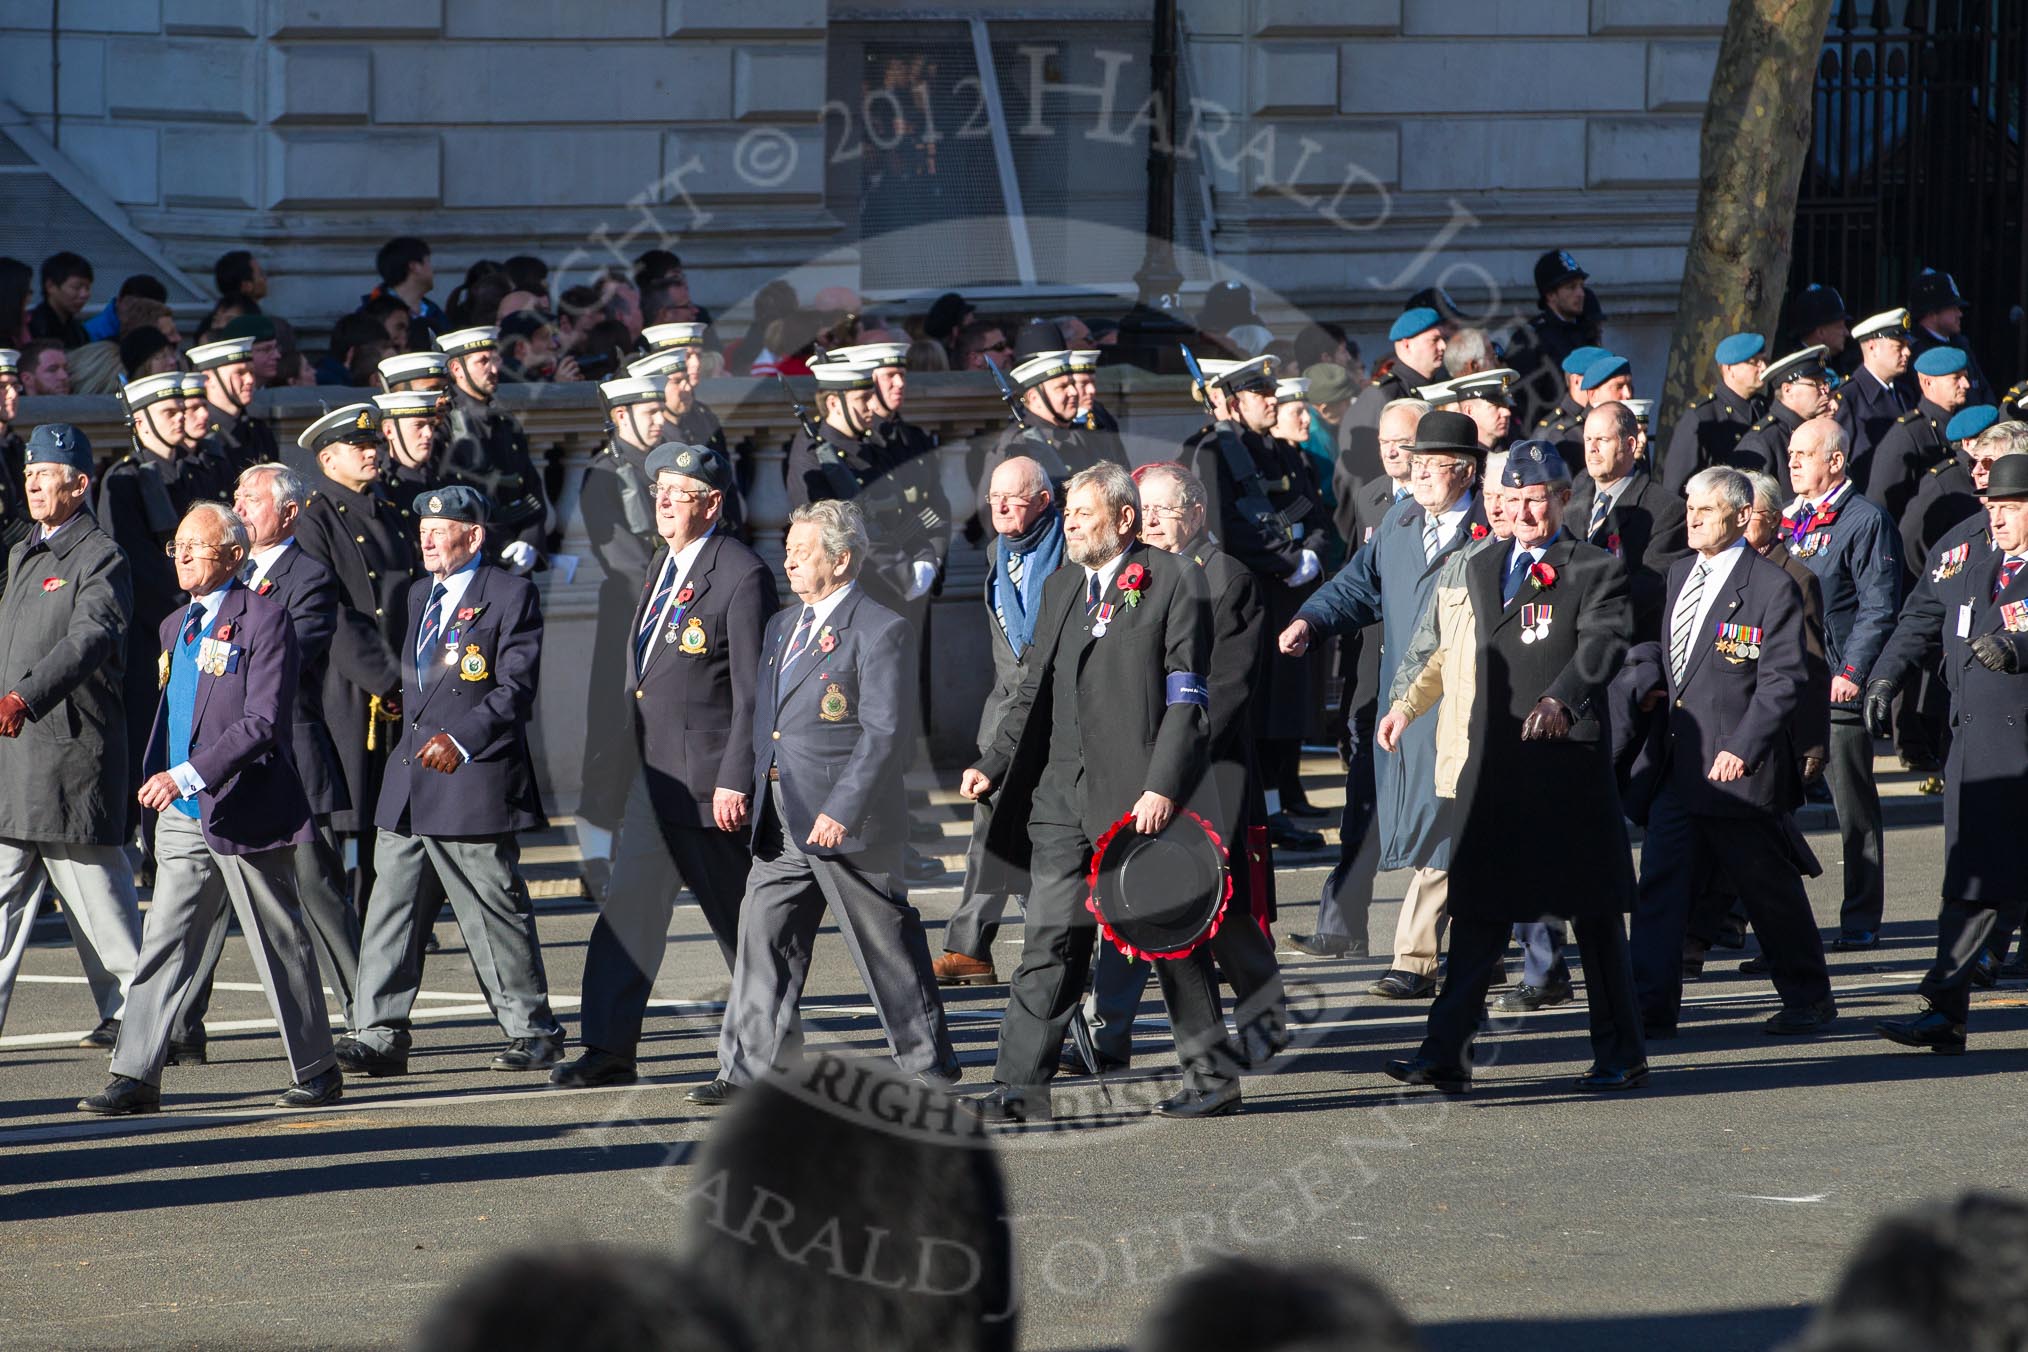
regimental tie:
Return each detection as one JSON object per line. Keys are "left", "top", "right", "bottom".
{"left": 1999, "top": 556, "right": 2025, "bottom": 601}
{"left": 1589, "top": 492, "right": 1612, "bottom": 541}
{"left": 181, "top": 603, "right": 205, "bottom": 646}
{"left": 637, "top": 558, "right": 675, "bottom": 669}
{"left": 1669, "top": 562, "right": 1708, "bottom": 686}
{"left": 416, "top": 582, "right": 447, "bottom": 686}
{"left": 1422, "top": 518, "right": 1441, "bottom": 563}
{"left": 1006, "top": 549, "right": 1024, "bottom": 588}
{"left": 781, "top": 605, "right": 817, "bottom": 672}
{"left": 1085, "top": 570, "right": 1102, "bottom": 614}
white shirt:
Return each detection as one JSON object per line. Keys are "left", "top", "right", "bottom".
{"left": 1082, "top": 550, "right": 1129, "bottom": 604}
{"left": 1673, "top": 539, "right": 1750, "bottom": 657}
{"left": 787, "top": 580, "right": 857, "bottom": 650}
{"left": 1427, "top": 492, "right": 1476, "bottom": 553}
{"left": 167, "top": 580, "right": 240, "bottom": 799}
{"left": 242, "top": 537, "right": 296, "bottom": 590}
{"left": 642, "top": 530, "right": 715, "bottom": 648}
{"left": 418, "top": 557, "right": 482, "bottom": 651}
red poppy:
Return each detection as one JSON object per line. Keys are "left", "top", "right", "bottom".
{"left": 216, "top": 623, "right": 233, "bottom": 641}
{"left": 1527, "top": 561, "right": 1557, "bottom": 591}
{"left": 1469, "top": 523, "right": 1489, "bottom": 540}
{"left": 1605, "top": 533, "right": 1622, "bottom": 555}
{"left": 675, "top": 583, "right": 694, "bottom": 606}
{"left": 1118, "top": 561, "right": 1148, "bottom": 607}
{"left": 40, "top": 577, "right": 64, "bottom": 592}
{"left": 255, "top": 578, "right": 275, "bottom": 596}
{"left": 818, "top": 627, "right": 838, "bottom": 653}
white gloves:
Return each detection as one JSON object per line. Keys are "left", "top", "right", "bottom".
{"left": 500, "top": 540, "right": 539, "bottom": 575}
{"left": 906, "top": 559, "right": 938, "bottom": 601}
{"left": 1289, "top": 549, "right": 1321, "bottom": 588}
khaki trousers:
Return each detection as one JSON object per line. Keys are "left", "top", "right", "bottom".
{"left": 1390, "top": 866, "right": 1450, "bottom": 976}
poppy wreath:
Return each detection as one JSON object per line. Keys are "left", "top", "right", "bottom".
{"left": 1081, "top": 808, "right": 1233, "bottom": 962}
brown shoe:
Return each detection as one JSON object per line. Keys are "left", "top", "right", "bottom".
{"left": 933, "top": 952, "right": 998, "bottom": 986}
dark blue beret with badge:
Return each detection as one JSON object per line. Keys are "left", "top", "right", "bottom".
{"left": 1914, "top": 346, "right": 1969, "bottom": 377}
{"left": 1714, "top": 332, "right": 1765, "bottom": 367}
{"left": 1502, "top": 439, "right": 1571, "bottom": 488}
{"left": 1388, "top": 307, "right": 1441, "bottom": 343}
{"left": 645, "top": 442, "right": 733, "bottom": 494}
{"left": 414, "top": 484, "right": 489, "bottom": 524}
{"left": 1947, "top": 404, "right": 1999, "bottom": 443}
{"left": 25, "top": 422, "right": 92, "bottom": 474}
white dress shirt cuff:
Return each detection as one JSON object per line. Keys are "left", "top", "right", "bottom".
{"left": 169, "top": 762, "right": 206, "bottom": 799}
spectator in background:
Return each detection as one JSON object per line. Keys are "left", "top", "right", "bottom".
{"left": 84, "top": 275, "right": 168, "bottom": 344}
{"left": 195, "top": 296, "right": 255, "bottom": 347}
{"left": 317, "top": 313, "right": 388, "bottom": 388}
{"left": 1089, "top": 316, "right": 1120, "bottom": 348}
{"left": 445, "top": 262, "right": 511, "bottom": 330}
{"left": 117, "top": 297, "right": 180, "bottom": 347}
{"left": 18, "top": 338, "right": 70, "bottom": 396}
{"left": 1132, "top": 1257, "right": 1421, "bottom": 1352}
{"left": 29, "top": 252, "right": 93, "bottom": 349}
{"left": 358, "top": 293, "right": 412, "bottom": 353}
{"left": 214, "top": 250, "right": 267, "bottom": 308}
{"left": 573, "top": 319, "right": 634, "bottom": 384}
{"left": 1444, "top": 327, "right": 1499, "bottom": 377}
{"left": 1294, "top": 321, "right": 1363, "bottom": 385}
{"left": 118, "top": 328, "right": 178, "bottom": 383}
{"left": 632, "top": 248, "right": 682, "bottom": 296}
{"left": 556, "top": 284, "right": 606, "bottom": 359}
{"left": 496, "top": 291, "right": 542, "bottom": 322}
{"left": 1198, "top": 279, "right": 1267, "bottom": 357}
{"left": 1052, "top": 314, "right": 1094, "bottom": 349}
{"left": 0, "top": 257, "right": 32, "bottom": 348}
{"left": 924, "top": 290, "right": 973, "bottom": 364}
{"left": 502, "top": 255, "right": 549, "bottom": 308}
{"left": 368, "top": 235, "right": 444, "bottom": 344}
{"left": 598, "top": 268, "right": 645, "bottom": 343}
{"left": 498, "top": 309, "right": 564, "bottom": 382}
{"left": 642, "top": 278, "right": 697, "bottom": 329}
{"left": 956, "top": 318, "right": 1010, "bottom": 372}
{"left": 219, "top": 314, "right": 281, "bottom": 385}
{"left": 905, "top": 337, "right": 949, "bottom": 372}
{"left": 64, "top": 336, "right": 124, "bottom": 396}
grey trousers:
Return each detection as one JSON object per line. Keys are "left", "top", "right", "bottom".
{"left": 1826, "top": 703, "right": 1886, "bottom": 933}
{"left": 0, "top": 837, "right": 143, "bottom": 1034}
{"left": 172, "top": 821, "right": 360, "bottom": 1042}
{"left": 717, "top": 785, "right": 958, "bottom": 1085}
{"left": 351, "top": 830, "right": 563, "bottom": 1055}
{"left": 110, "top": 811, "right": 336, "bottom": 1087}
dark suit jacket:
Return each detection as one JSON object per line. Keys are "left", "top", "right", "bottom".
{"left": 1765, "top": 541, "right": 1831, "bottom": 764}
{"left": 751, "top": 585, "right": 913, "bottom": 857}
{"left": 1860, "top": 399, "right": 1950, "bottom": 523}
{"left": 374, "top": 563, "right": 546, "bottom": 837}
{"left": 1621, "top": 547, "right": 1810, "bottom": 820}
{"left": 1832, "top": 367, "right": 1913, "bottom": 485}
{"left": 628, "top": 532, "right": 778, "bottom": 829}
{"left": 1332, "top": 474, "right": 1403, "bottom": 709}
{"left": 145, "top": 585, "right": 313, "bottom": 856}
{"left": 1189, "top": 536, "right": 1275, "bottom": 921}
{"left": 1567, "top": 466, "right": 1689, "bottom": 642}
{"left": 253, "top": 543, "right": 348, "bottom": 817}
{"left": 974, "top": 542, "right": 1211, "bottom": 870}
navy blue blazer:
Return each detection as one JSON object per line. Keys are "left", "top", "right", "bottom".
{"left": 1621, "top": 547, "right": 1812, "bottom": 820}
{"left": 1832, "top": 367, "right": 1913, "bottom": 486}
{"left": 145, "top": 584, "right": 314, "bottom": 856}
{"left": 254, "top": 542, "right": 349, "bottom": 817}
{"left": 751, "top": 586, "right": 912, "bottom": 857}
{"left": 1784, "top": 483, "right": 1901, "bottom": 685}
{"left": 374, "top": 563, "right": 547, "bottom": 837}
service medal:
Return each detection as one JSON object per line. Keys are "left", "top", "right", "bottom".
{"left": 458, "top": 644, "right": 489, "bottom": 682}
{"left": 158, "top": 650, "right": 170, "bottom": 690}
{"left": 819, "top": 683, "right": 849, "bottom": 722}
{"left": 679, "top": 616, "right": 708, "bottom": 654}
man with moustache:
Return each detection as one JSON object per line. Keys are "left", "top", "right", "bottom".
{"left": 1568, "top": 400, "right": 1689, "bottom": 642}
{"left": 1341, "top": 307, "right": 1448, "bottom": 486}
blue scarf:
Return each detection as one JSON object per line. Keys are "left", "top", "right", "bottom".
{"left": 990, "top": 510, "right": 1064, "bottom": 657}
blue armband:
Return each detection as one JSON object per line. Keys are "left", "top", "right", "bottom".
{"left": 1165, "top": 672, "right": 1209, "bottom": 707}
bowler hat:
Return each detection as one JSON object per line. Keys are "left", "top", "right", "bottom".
{"left": 1404, "top": 410, "right": 1484, "bottom": 456}
{"left": 1980, "top": 454, "right": 2028, "bottom": 500}
{"left": 1086, "top": 810, "right": 1231, "bottom": 960}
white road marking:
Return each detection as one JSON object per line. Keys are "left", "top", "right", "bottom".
{"left": 1736, "top": 1193, "right": 1831, "bottom": 1204}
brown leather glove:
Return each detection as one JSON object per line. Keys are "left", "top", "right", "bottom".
{"left": 1520, "top": 697, "right": 1571, "bottom": 742}
{"left": 417, "top": 732, "right": 462, "bottom": 774}
{"left": 0, "top": 691, "right": 28, "bottom": 738}
{"left": 1800, "top": 754, "right": 1826, "bottom": 786}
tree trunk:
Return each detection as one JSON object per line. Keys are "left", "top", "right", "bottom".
{"left": 1661, "top": 0, "right": 1835, "bottom": 432}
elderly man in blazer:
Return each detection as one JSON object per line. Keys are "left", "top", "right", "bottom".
{"left": 338, "top": 485, "right": 566, "bottom": 1077}
{"left": 1567, "top": 400, "right": 1688, "bottom": 642}
{"left": 167, "top": 462, "right": 358, "bottom": 1063}
{"left": 692, "top": 498, "right": 959, "bottom": 1105}
{"left": 961, "top": 461, "right": 1233, "bottom": 1123}
{"left": 0, "top": 424, "right": 144, "bottom": 1048}
{"left": 553, "top": 445, "right": 777, "bottom": 1090}
{"left": 1622, "top": 466, "right": 1836, "bottom": 1039}
{"left": 80, "top": 502, "right": 340, "bottom": 1114}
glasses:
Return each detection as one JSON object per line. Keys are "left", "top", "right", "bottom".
{"left": 164, "top": 543, "right": 227, "bottom": 561}
{"left": 982, "top": 339, "right": 1011, "bottom": 353}
{"left": 1141, "top": 503, "right": 1189, "bottom": 523}
{"left": 653, "top": 486, "right": 715, "bottom": 503}
{"left": 986, "top": 492, "right": 1041, "bottom": 508}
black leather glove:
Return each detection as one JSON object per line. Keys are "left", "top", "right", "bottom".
{"left": 1521, "top": 697, "right": 1571, "bottom": 742}
{"left": 1970, "top": 633, "right": 2020, "bottom": 674}
{"left": 1863, "top": 679, "right": 1898, "bottom": 738}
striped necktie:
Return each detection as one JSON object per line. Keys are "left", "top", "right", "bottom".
{"left": 181, "top": 603, "right": 205, "bottom": 645}
{"left": 1998, "top": 557, "right": 2025, "bottom": 601}
{"left": 1422, "top": 518, "right": 1441, "bottom": 563}
{"left": 416, "top": 582, "right": 447, "bottom": 686}
{"left": 1669, "top": 563, "right": 1708, "bottom": 686}
{"left": 1589, "top": 491, "right": 1612, "bottom": 540}
{"left": 781, "top": 605, "right": 817, "bottom": 672}
{"left": 1007, "top": 549, "right": 1024, "bottom": 588}
{"left": 637, "top": 558, "right": 675, "bottom": 668}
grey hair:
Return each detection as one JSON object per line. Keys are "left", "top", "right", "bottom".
{"left": 1381, "top": 397, "right": 1432, "bottom": 424}
{"left": 788, "top": 498, "right": 868, "bottom": 575}
{"left": 1443, "top": 329, "right": 1493, "bottom": 376}
{"left": 1586, "top": 400, "right": 1641, "bottom": 443}
{"left": 1065, "top": 460, "right": 1138, "bottom": 522}
{"left": 989, "top": 454, "right": 1050, "bottom": 500}
{"left": 183, "top": 500, "right": 250, "bottom": 555}
{"left": 1686, "top": 465, "right": 1753, "bottom": 513}
{"left": 237, "top": 462, "right": 310, "bottom": 511}
{"left": 1137, "top": 462, "right": 1207, "bottom": 516}
{"left": 1742, "top": 469, "right": 1786, "bottom": 516}
{"left": 1972, "top": 419, "right": 2028, "bottom": 457}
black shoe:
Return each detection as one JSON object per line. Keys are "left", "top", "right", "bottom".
{"left": 1898, "top": 750, "right": 1941, "bottom": 773}
{"left": 1267, "top": 813, "right": 1325, "bottom": 850}
{"left": 1682, "top": 939, "right": 1709, "bottom": 980}
{"left": 1875, "top": 1008, "right": 1967, "bottom": 1055}
{"left": 960, "top": 1086, "right": 1050, "bottom": 1123}
{"left": 1492, "top": 980, "right": 1574, "bottom": 1013}
{"left": 1971, "top": 952, "right": 2000, "bottom": 989}
{"left": 1056, "top": 1049, "right": 1130, "bottom": 1078}
{"left": 1369, "top": 970, "right": 1437, "bottom": 999}
{"left": 77, "top": 1074, "right": 160, "bottom": 1116}
{"left": 1764, "top": 998, "right": 1837, "bottom": 1035}
{"left": 1282, "top": 798, "right": 1330, "bottom": 821}
{"left": 1739, "top": 954, "right": 1771, "bottom": 976}
{"left": 1827, "top": 929, "right": 1879, "bottom": 952}
{"left": 491, "top": 1036, "right": 566, "bottom": 1072}
{"left": 1576, "top": 1063, "right": 1650, "bottom": 1091}
{"left": 334, "top": 1040, "right": 408, "bottom": 1078}
{"left": 1284, "top": 932, "right": 1361, "bottom": 959}
{"left": 276, "top": 1067, "right": 344, "bottom": 1108}
{"left": 549, "top": 1049, "right": 639, "bottom": 1089}
{"left": 1711, "top": 920, "right": 1748, "bottom": 950}
{"left": 1642, "top": 1020, "right": 1679, "bottom": 1041}
{"left": 77, "top": 1017, "right": 120, "bottom": 1050}
{"left": 1155, "top": 1080, "right": 1242, "bottom": 1118}
{"left": 165, "top": 1038, "right": 207, "bottom": 1066}
{"left": 1383, "top": 1056, "right": 1470, "bottom": 1093}
{"left": 686, "top": 1078, "right": 739, "bottom": 1106}
{"left": 909, "top": 815, "right": 944, "bottom": 844}
{"left": 903, "top": 847, "right": 946, "bottom": 885}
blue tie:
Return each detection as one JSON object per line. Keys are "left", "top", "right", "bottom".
{"left": 1085, "top": 571, "right": 1102, "bottom": 613}
{"left": 781, "top": 605, "right": 817, "bottom": 672}
{"left": 416, "top": 582, "right": 447, "bottom": 686}
{"left": 1503, "top": 549, "right": 1532, "bottom": 606}
{"left": 638, "top": 559, "right": 675, "bottom": 669}
{"left": 181, "top": 603, "right": 205, "bottom": 645}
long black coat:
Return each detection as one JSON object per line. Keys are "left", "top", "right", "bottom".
{"left": 576, "top": 435, "right": 659, "bottom": 828}
{"left": 1663, "top": 386, "right": 1762, "bottom": 496}
{"left": 1440, "top": 537, "right": 1635, "bottom": 921}
{"left": 1832, "top": 368, "right": 1913, "bottom": 488}
{"left": 1567, "top": 466, "right": 1688, "bottom": 643}
{"left": 1901, "top": 452, "right": 1979, "bottom": 571}
{"left": 254, "top": 542, "right": 348, "bottom": 818}
{"left": 0, "top": 516, "right": 132, "bottom": 844}
{"left": 1860, "top": 399, "right": 1951, "bottom": 524}
{"left": 0, "top": 431, "right": 28, "bottom": 596}
{"left": 1872, "top": 516, "right": 2028, "bottom": 902}
{"left": 1730, "top": 400, "right": 1809, "bottom": 497}
{"left": 1187, "top": 537, "right": 1276, "bottom": 923}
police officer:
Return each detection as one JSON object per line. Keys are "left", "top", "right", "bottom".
{"left": 1342, "top": 307, "right": 1449, "bottom": 486}
{"left": 576, "top": 373, "right": 668, "bottom": 837}
{"left": 1664, "top": 333, "right": 1767, "bottom": 495}
{"left": 1733, "top": 346, "right": 1831, "bottom": 495}
{"left": 0, "top": 349, "right": 28, "bottom": 570}
{"left": 1905, "top": 267, "right": 1992, "bottom": 406}
{"left": 291, "top": 404, "right": 419, "bottom": 910}
{"left": 1866, "top": 454, "right": 2028, "bottom": 1053}
{"left": 1508, "top": 249, "right": 1603, "bottom": 431}
{"left": 1786, "top": 283, "right": 1853, "bottom": 378}
{"left": 435, "top": 326, "right": 547, "bottom": 573}
{"left": 188, "top": 335, "right": 278, "bottom": 480}
{"left": 1862, "top": 345, "right": 1972, "bottom": 522}
{"left": 1904, "top": 409, "right": 2011, "bottom": 569}
{"left": 1836, "top": 309, "right": 1917, "bottom": 486}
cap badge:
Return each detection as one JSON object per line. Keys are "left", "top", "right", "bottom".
{"left": 427, "top": 495, "right": 443, "bottom": 513}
